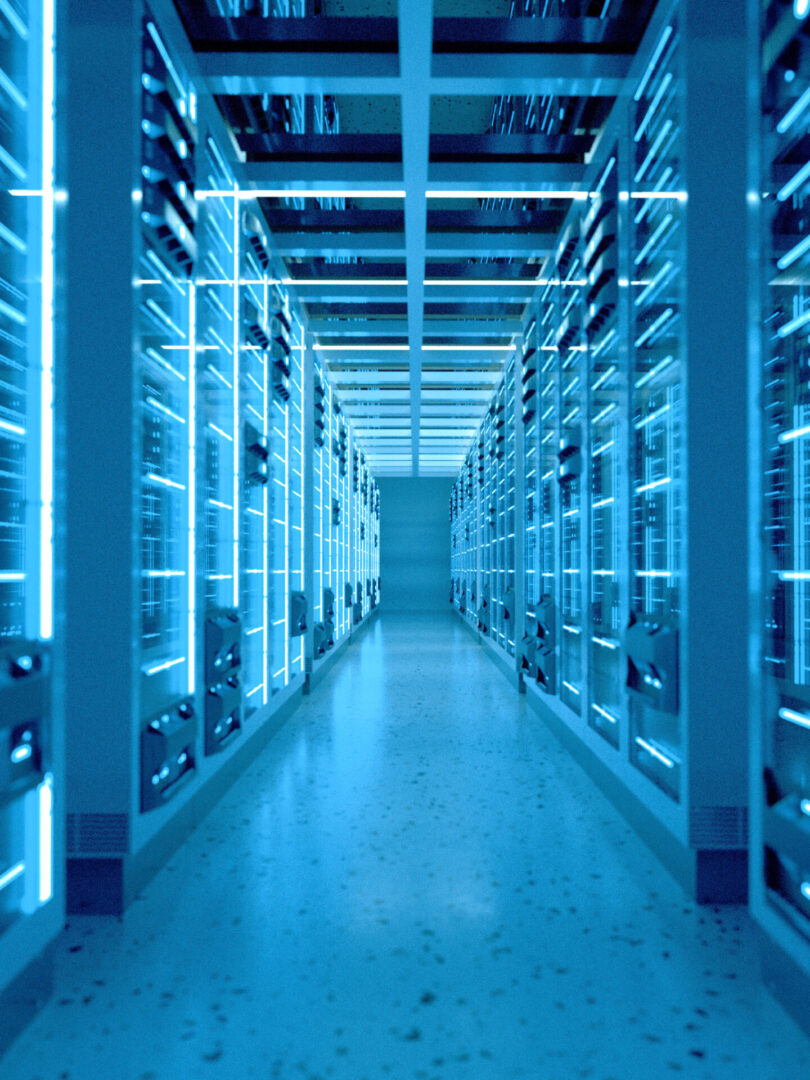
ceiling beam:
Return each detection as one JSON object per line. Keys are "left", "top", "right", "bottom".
{"left": 263, "top": 209, "right": 566, "bottom": 231}
{"left": 236, "top": 132, "right": 590, "bottom": 163}
{"left": 308, "top": 318, "right": 522, "bottom": 335}
{"left": 293, "top": 285, "right": 539, "bottom": 303}
{"left": 236, "top": 160, "right": 586, "bottom": 188}
{"left": 398, "top": 0, "right": 432, "bottom": 473}
{"left": 272, "top": 231, "right": 556, "bottom": 255}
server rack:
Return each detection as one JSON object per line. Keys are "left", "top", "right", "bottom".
{"left": 449, "top": 0, "right": 750, "bottom": 905}
{"left": 269, "top": 282, "right": 295, "bottom": 695}
{"left": 198, "top": 138, "right": 242, "bottom": 754}
{"left": 62, "top": 2, "right": 380, "bottom": 916}
{"left": 311, "top": 358, "right": 353, "bottom": 665}
{"left": 335, "top": 406, "right": 350, "bottom": 638}
{"left": 312, "top": 358, "right": 327, "bottom": 653}
{"left": 287, "top": 312, "right": 306, "bottom": 682}
{"left": 628, "top": 15, "right": 684, "bottom": 800}
{"left": 585, "top": 150, "right": 623, "bottom": 751}
{"left": 752, "top": 0, "right": 810, "bottom": 1029}
{"left": 520, "top": 318, "right": 541, "bottom": 683}
{"left": 538, "top": 275, "right": 560, "bottom": 694}
{"left": 240, "top": 214, "right": 272, "bottom": 715}
{"left": 557, "top": 229, "right": 586, "bottom": 714}
{"left": 457, "top": 357, "right": 518, "bottom": 668}
{"left": 0, "top": 0, "right": 59, "bottom": 1017}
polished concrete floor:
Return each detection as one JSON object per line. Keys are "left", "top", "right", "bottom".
{"left": 3, "top": 611, "right": 810, "bottom": 1080}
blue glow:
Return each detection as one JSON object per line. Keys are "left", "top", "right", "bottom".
{"left": 634, "top": 120, "right": 674, "bottom": 185}
{"left": 800, "top": 798, "right": 810, "bottom": 818}
{"left": 592, "top": 439, "right": 615, "bottom": 458}
{"left": 802, "top": 882, "right": 810, "bottom": 903}
{"left": 635, "top": 72, "right": 673, "bottom": 144}
{"left": 779, "top": 706, "right": 810, "bottom": 730}
{"left": 778, "top": 84, "right": 810, "bottom": 135}
{"left": 592, "top": 635, "right": 618, "bottom": 649}
{"left": 146, "top": 395, "right": 186, "bottom": 425}
{"left": 633, "top": 25, "right": 673, "bottom": 104}
{"left": 634, "top": 354, "right": 673, "bottom": 389}
{"left": 634, "top": 213, "right": 674, "bottom": 268}
{"left": 795, "top": 0, "right": 810, "bottom": 19}
{"left": 777, "top": 307, "right": 810, "bottom": 338}
{"left": 777, "top": 159, "right": 810, "bottom": 203}
{"left": 0, "top": 861, "right": 25, "bottom": 893}
{"left": 778, "top": 424, "right": 810, "bottom": 445}
{"left": 147, "top": 472, "right": 186, "bottom": 491}
{"left": 146, "top": 21, "right": 184, "bottom": 100}
{"left": 636, "top": 476, "right": 671, "bottom": 494}
{"left": 635, "top": 737, "right": 676, "bottom": 769}
{"left": 38, "top": 774, "right": 53, "bottom": 903}
{"left": 778, "top": 234, "right": 810, "bottom": 271}
{"left": 145, "top": 656, "right": 186, "bottom": 676}
{"left": 592, "top": 403, "right": 616, "bottom": 425}
{"left": 187, "top": 286, "right": 197, "bottom": 694}
{"left": 592, "top": 704, "right": 618, "bottom": 725}
{"left": 634, "top": 403, "right": 671, "bottom": 431}
{"left": 634, "top": 260, "right": 674, "bottom": 308}
{"left": 0, "top": 417, "right": 26, "bottom": 437}
{"left": 591, "top": 366, "right": 616, "bottom": 392}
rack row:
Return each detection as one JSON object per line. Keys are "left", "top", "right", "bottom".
{"left": 0, "top": 0, "right": 380, "bottom": 1042}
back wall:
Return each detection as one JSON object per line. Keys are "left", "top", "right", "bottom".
{"left": 378, "top": 477, "right": 453, "bottom": 612}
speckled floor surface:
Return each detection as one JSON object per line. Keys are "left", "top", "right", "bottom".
{"left": 3, "top": 612, "right": 810, "bottom": 1080}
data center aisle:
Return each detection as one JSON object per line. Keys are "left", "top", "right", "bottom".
{"left": 4, "top": 613, "right": 810, "bottom": 1080}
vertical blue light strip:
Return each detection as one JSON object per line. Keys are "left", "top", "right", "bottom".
{"left": 38, "top": 773, "right": 53, "bottom": 903}
{"left": 232, "top": 187, "right": 240, "bottom": 609}
{"left": 262, "top": 275, "right": 269, "bottom": 705}
{"left": 187, "top": 283, "right": 197, "bottom": 694}
{"left": 39, "top": 0, "right": 56, "bottom": 640}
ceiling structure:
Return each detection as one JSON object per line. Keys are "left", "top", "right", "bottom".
{"left": 175, "top": 0, "right": 656, "bottom": 476}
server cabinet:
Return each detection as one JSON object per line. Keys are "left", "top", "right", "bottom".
{"left": 449, "top": 0, "right": 750, "bottom": 905}
{"left": 627, "top": 15, "right": 684, "bottom": 799}
{"left": 0, "top": 0, "right": 60, "bottom": 1024}
{"left": 198, "top": 139, "right": 242, "bottom": 753}
{"left": 752, "top": 0, "right": 810, "bottom": 1030}
{"left": 63, "top": 3, "right": 314, "bottom": 915}
{"left": 585, "top": 151, "right": 622, "bottom": 749}
{"left": 310, "top": 358, "right": 355, "bottom": 666}
{"left": 520, "top": 319, "right": 540, "bottom": 680}
{"left": 240, "top": 215, "right": 272, "bottom": 714}
{"left": 538, "top": 275, "right": 561, "bottom": 693}
{"left": 557, "top": 231, "right": 586, "bottom": 714}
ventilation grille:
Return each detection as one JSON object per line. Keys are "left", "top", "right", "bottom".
{"left": 67, "top": 813, "right": 130, "bottom": 854}
{"left": 689, "top": 806, "right": 748, "bottom": 849}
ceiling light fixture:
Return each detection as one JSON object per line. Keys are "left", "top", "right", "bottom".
{"left": 421, "top": 344, "right": 516, "bottom": 351}
{"left": 424, "top": 278, "right": 537, "bottom": 287}
{"left": 285, "top": 278, "right": 407, "bottom": 286}
{"left": 425, "top": 189, "right": 589, "bottom": 201}
{"left": 197, "top": 189, "right": 406, "bottom": 200}
{"left": 630, "top": 191, "right": 688, "bottom": 201}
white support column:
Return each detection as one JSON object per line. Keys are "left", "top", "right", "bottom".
{"left": 681, "top": 3, "right": 750, "bottom": 821}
